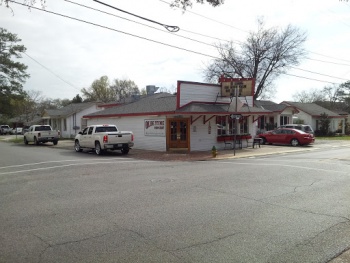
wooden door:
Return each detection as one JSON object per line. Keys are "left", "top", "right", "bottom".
{"left": 167, "top": 119, "right": 189, "bottom": 150}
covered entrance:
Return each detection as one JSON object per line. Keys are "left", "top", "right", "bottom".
{"left": 167, "top": 118, "right": 190, "bottom": 151}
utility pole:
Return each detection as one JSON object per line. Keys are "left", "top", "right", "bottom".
{"left": 231, "top": 81, "right": 243, "bottom": 156}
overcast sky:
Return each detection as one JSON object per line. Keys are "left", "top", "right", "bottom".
{"left": 1, "top": 0, "right": 349, "bottom": 103}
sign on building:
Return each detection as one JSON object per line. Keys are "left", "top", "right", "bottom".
{"left": 144, "top": 119, "right": 166, "bottom": 136}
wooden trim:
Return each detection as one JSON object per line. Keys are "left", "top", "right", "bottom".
{"left": 203, "top": 115, "right": 216, "bottom": 124}
{"left": 191, "top": 115, "right": 203, "bottom": 124}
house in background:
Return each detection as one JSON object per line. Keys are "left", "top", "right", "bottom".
{"left": 281, "top": 101, "right": 347, "bottom": 133}
{"left": 254, "top": 100, "right": 299, "bottom": 132}
{"left": 83, "top": 79, "right": 273, "bottom": 152}
{"left": 42, "top": 102, "right": 104, "bottom": 138}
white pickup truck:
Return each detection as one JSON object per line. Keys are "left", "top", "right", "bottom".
{"left": 74, "top": 124, "right": 134, "bottom": 155}
{"left": 24, "top": 125, "right": 60, "bottom": 145}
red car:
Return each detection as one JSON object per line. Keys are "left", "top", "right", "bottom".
{"left": 257, "top": 128, "right": 315, "bottom": 146}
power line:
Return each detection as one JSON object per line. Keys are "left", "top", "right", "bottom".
{"left": 290, "top": 66, "right": 349, "bottom": 81}
{"left": 304, "top": 57, "right": 350, "bottom": 67}
{"left": 9, "top": 1, "right": 219, "bottom": 59}
{"left": 23, "top": 52, "right": 81, "bottom": 91}
{"left": 9, "top": 1, "right": 346, "bottom": 87}
{"left": 66, "top": 0, "right": 350, "bottom": 67}
{"left": 158, "top": 0, "right": 250, "bottom": 33}
{"left": 281, "top": 73, "right": 341, "bottom": 85}
{"left": 158, "top": 0, "right": 350, "bottom": 65}
{"left": 93, "top": 0, "right": 179, "bottom": 32}
{"left": 64, "top": 0, "right": 220, "bottom": 50}
{"left": 308, "top": 51, "right": 350, "bottom": 63}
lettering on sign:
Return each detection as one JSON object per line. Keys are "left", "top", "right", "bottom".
{"left": 144, "top": 119, "right": 166, "bottom": 136}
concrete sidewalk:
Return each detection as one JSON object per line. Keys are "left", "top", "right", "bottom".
{"left": 54, "top": 139, "right": 317, "bottom": 161}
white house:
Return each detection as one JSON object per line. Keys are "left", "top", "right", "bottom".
{"left": 83, "top": 79, "right": 273, "bottom": 152}
{"left": 43, "top": 102, "right": 104, "bottom": 138}
{"left": 281, "top": 101, "right": 346, "bottom": 133}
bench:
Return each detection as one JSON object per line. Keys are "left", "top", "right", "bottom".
{"left": 246, "top": 137, "right": 262, "bottom": 148}
{"left": 252, "top": 138, "right": 262, "bottom": 148}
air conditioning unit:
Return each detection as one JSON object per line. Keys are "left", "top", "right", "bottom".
{"left": 146, "top": 85, "right": 159, "bottom": 95}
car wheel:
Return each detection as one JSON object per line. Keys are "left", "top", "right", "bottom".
{"left": 53, "top": 140, "right": 58, "bottom": 145}
{"left": 95, "top": 142, "right": 104, "bottom": 155}
{"left": 74, "top": 140, "right": 83, "bottom": 152}
{"left": 121, "top": 147, "right": 129, "bottom": 155}
{"left": 291, "top": 138, "right": 299, "bottom": 146}
{"left": 261, "top": 137, "right": 267, "bottom": 145}
{"left": 34, "top": 137, "right": 39, "bottom": 145}
{"left": 24, "top": 137, "right": 28, "bottom": 145}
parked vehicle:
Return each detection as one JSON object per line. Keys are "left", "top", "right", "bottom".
{"left": 22, "top": 126, "right": 30, "bottom": 135}
{"left": 74, "top": 124, "right": 134, "bottom": 155}
{"left": 257, "top": 128, "right": 315, "bottom": 146}
{"left": 23, "top": 125, "right": 60, "bottom": 145}
{"left": 0, "top": 125, "right": 11, "bottom": 135}
{"left": 279, "top": 124, "right": 314, "bottom": 134}
{"left": 10, "top": 127, "right": 23, "bottom": 135}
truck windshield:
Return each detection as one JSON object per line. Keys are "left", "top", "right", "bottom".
{"left": 95, "top": 126, "right": 118, "bottom": 133}
{"left": 35, "top": 126, "right": 52, "bottom": 131}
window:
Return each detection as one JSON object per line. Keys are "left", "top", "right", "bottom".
{"left": 88, "top": 127, "right": 93, "bottom": 135}
{"left": 63, "top": 119, "right": 67, "bottom": 131}
{"left": 82, "top": 128, "right": 88, "bottom": 135}
{"left": 216, "top": 116, "right": 227, "bottom": 135}
{"left": 240, "top": 117, "right": 249, "bottom": 134}
{"left": 95, "top": 126, "right": 118, "bottom": 133}
{"left": 280, "top": 116, "right": 289, "bottom": 125}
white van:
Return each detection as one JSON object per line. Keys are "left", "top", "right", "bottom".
{"left": 279, "top": 124, "right": 314, "bottom": 134}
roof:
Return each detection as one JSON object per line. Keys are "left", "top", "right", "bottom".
{"left": 45, "top": 102, "right": 98, "bottom": 117}
{"left": 84, "top": 93, "right": 177, "bottom": 117}
{"left": 282, "top": 101, "right": 341, "bottom": 117}
{"left": 84, "top": 93, "right": 272, "bottom": 118}
{"left": 177, "top": 103, "right": 271, "bottom": 114}
{"left": 255, "top": 100, "right": 297, "bottom": 113}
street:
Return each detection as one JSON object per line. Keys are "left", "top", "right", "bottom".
{"left": 0, "top": 140, "right": 350, "bottom": 262}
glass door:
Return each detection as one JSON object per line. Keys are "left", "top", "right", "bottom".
{"left": 168, "top": 119, "right": 189, "bottom": 149}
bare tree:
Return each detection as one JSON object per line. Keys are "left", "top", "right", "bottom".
{"left": 1, "top": 0, "right": 46, "bottom": 8}
{"left": 204, "top": 19, "right": 307, "bottom": 100}
{"left": 170, "top": 0, "right": 223, "bottom": 9}
{"left": 2, "top": 0, "right": 220, "bottom": 11}
{"left": 292, "top": 88, "right": 325, "bottom": 103}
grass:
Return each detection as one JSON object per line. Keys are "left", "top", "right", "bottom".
{"left": 6, "top": 138, "right": 24, "bottom": 143}
{"left": 315, "top": 135, "right": 350, "bottom": 140}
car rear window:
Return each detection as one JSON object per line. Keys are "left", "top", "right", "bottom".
{"left": 35, "top": 126, "right": 51, "bottom": 131}
{"left": 95, "top": 126, "right": 118, "bottom": 133}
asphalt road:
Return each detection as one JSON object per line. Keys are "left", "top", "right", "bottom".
{"left": 1, "top": 139, "right": 350, "bottom": 263}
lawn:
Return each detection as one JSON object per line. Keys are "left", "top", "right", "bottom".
{"left": 316, "top": 135, "right": 350, "bottom": 141}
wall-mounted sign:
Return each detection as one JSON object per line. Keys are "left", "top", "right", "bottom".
{"left": 144, "top": 119, "right": 165, "bottom": 136}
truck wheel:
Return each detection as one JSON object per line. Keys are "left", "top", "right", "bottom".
{"left": 24, "top": 137, "right": 29, "bottom": 145}
{"left": 74, "top": 140, "right": 83, "bottom": 152}
{"left": 121, "top": 147, "right": 129, "bottom": 155}
{"left": 95, "top": 142, "right": 104, "bottom": 155}
{"left": 53, "top": 140, "right": 58, "bottom": 145}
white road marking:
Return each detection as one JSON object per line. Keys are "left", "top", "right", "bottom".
{"left": 0, "top": 160, "right": 154, "bottom": 175}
